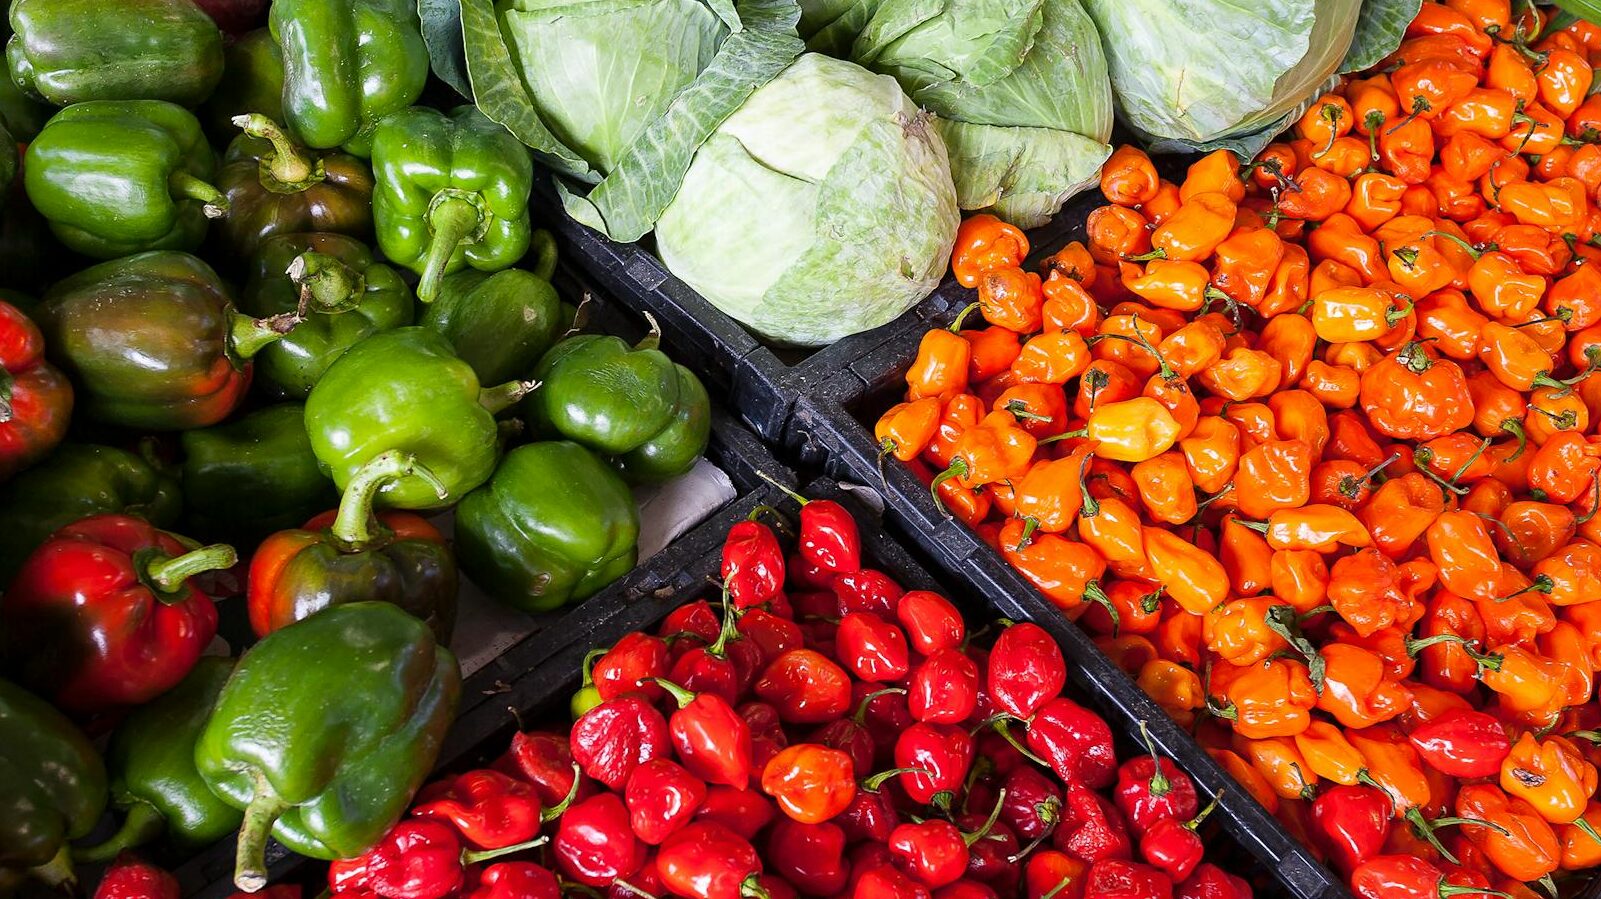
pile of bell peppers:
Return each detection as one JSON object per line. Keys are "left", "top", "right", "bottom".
{"left": 0, "top": 0, "right": 717, "bottom": 893}
{"left": 295, "top": 495, "right": 1261, "bottom": 899}
{"left": 880, "top": 2, "right": 1601, "bottom": 896}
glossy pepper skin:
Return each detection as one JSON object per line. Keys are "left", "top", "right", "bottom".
{"left": 179, "top": 403, "right": 337, "bottom": 547}
{"left": 371, "top": 105, "right": 533, "bottom": 302}
{"left": 91, "top": 853, "right": 180, "bottom": 899}
{"left": 455, "top": 441, "right": 640, "bottom": 613}
{"left": 305, "top": 326, "right": 529, "bottom": 509}
{"left": 197, "top": 602, "right": 461, "bottom": 891}
{"left": 0, "top": 297, "right": 70, "bottom": 482}
{"left": 200, "top": 28, "right": 283, "bottom": 140}
{"left": 0, "top": 677, "right": 105, "bottom": 893}
{"left": 239, "top": 232, "right": 414, "bottom": 399}
{"left": 6, "top": 0, "right": 223, "bottom": 106}
{"left": 0, "top": 443, "right": 181, "bottom": 583}
{"left": 1, "top": 514, "right": 234, "bottom": 714}
{"left": 526, "top": 329, "right": 711, "bottom": 484}
{"left": 419, "top": 234, "right": 565, "bottom": 386}
{"left": 268, "top": 0, "right": 426, "bottom": 154}
{"left": 217, "top": 114, "right": 375, "bottom": 258}
{"left": 248, "top": 450, "right": 458, "bottom": 641}
{"left": 77, "top": 657, "right": 241, "bottom": 862}
{"left": 24, "top": 101, "right": 227, "bottom": 258}
{"left": 36, "top": 252, "right": 331, "bottom": 430}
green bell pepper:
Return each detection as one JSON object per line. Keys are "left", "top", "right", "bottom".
{"left": 240, "top": 233, "right": 413, "bottom": 398}
{"left": 217, "top": 115, "right": 376, "bottom": 259}
{"left": 201, "top": 28, "right": 284, "bottom": 142}
{"left": 305, "top": 326, "right": 528, "bottom": 510}
{"left": 76, "top": 657, "right": 240, "bottom": 863}
{"left": 525, "top": 328, "right": 713, "bottom": 481}
{"left": 0, "top": 442, "right": 182, "bottom": 584}
{"left": 6, "top": 0, "right": 223, "bottom": 107}
{"left": 36, "top": 251, "right": 345, "bottom": 431}
{"left": 0, "top": 17, "right": 47, "bottom": 142}
{"left": 372, "top": 105, "right": 534, "bottom": 303}
{"left": 179, "top": 404, "right": 337, "bottom": 547}
{"left": 269, "top": 0, "right": 427, "bottom": 155}
{"left": 0, "top": 677, "right": 106, "bottom": 892}
{"left": 456, "top": 441, "right": 639, "bottom": 612}
{"left": 197, "top": 602, "right": 460, "bottom": 890}
{"left": 420, "top": 231, "right": 564, "bottom": 385}
{"left": 24, "top": 100, "right": 227, "bottom": 259}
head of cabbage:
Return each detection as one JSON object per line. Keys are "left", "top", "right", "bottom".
{"left": 655, "top": 53, "right": 959, "bottom": 347}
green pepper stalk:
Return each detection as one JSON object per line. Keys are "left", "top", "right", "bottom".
{"left": 330, "top": 451, "right": 450, "bottom": 550}
{"left": 233, "top": 114, "right": 322, "bottom": 191}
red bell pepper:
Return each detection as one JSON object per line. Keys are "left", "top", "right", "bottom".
{"left": 0, "top": 297, "right": 71, "bottom": 481}
{"left": 838, "top": 783, "right": 900, "bottom": 844}
{"left": 766, "top": 818, "right": 849, "bottom": 896}
{"left": 655, "top": 678, "right": 754, "bottom": 789}
{"left": 896, "top": 590, "right": 966, "bottom": 656}
{"left": 893, "top": 723, "right": 975, "bottom": 807}
{"left": 329, "top": 818, "right": 545, "bottom": 899}
{"left": 908, "top": 648, "right": 980, "bottom": 725}
{"left": 1, "top": 514, "right": 233, "bottom": 713}
{"left": 1023, "top": 698, "right": 1118, "bottom": 790}
{"left": 658, "top": 822, "right": 765, "bottom": 899}
{"left": 1113, "top": 725, "right": 1200, "bottom": 836}
{"left": 462, "top": 862, "right": 558, "bottom": 899}
{"left": 570, "top": 695, "right": 669, "bottom": 790}
{"left": 624, "top": 758, "right": 707, "bottom": 846}
{"left": 93, "top": 854, "right": 179, "bottom": 899}
{"left": 835, "top": 612, "right": 911, "bottom": 682}
{"left": 722, "top": 518, "right": 784, "bottom": 609}
{"left": 553, "top": 793, "right": 644, "bottom": 887}
{"left": 593, "top": 632, "right": 670, "bottom": 703}
{"left": 412, "top": 768, "right": 577, "bottom": 850}
{"left": 988, "top": 623, "right": 1067, "bottom": 719}
{"left": 1405, "top": 708, "right": 1511, "bottom": 778}
{"left": 1309, "top": 784, "right": 1391, "bottom": 874}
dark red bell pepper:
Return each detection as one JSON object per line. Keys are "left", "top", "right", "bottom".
{"left": 553, "top": 793, "right": 644, "bottom": 887}
{"left": 767, "top": 818, "right": 849, "bottom": 896}
{"left": 988, "top": 623, "right": 1066, "bottom": 719}
{"left": 656, "top": 678, "right": 753, "bottom": 789}
{"left": 740, "top": 700, "right": 790, "bottom": 771}
{"left": 722, "top": 518, "right": 785, "bottom": 609}
{"left": 695, "top": 785, "right": 776, "bottom": 841}
{"left": 462, "top": 862, "right": 559, "bottom": 899}
{"left": 1113, "top": 726, "right": 1199, "bottom": 835}
{"left": 412, "top": 768, "right": 576, "bottom": 850}
{"left": 594, "top": 632, "right": 670, "bottom": 703}
{"left": 755, "top": 649, "right": 852, "bottom": 724}
{"left": 93, "top": 854, "right": 180, "bottom": 899}
{"left": 908, "top": 648, "right": 980, "bottom": 725}
{"left": 625, "top": 758, "right": 706, "bottom": 846}
{"left": 896, "top": 590, "right": 966, "bottom": 656}
{"left": 835, "top": 612, "right": 911, "bottom": 682}
{"left": 494, "top": 731, "right": 586, "bottom": 809}
{"left": 570, "top": 695, "right": 669, "bottom": 790}
{"left": 329, "top": 818, "right": 544, "bottom": 899}
{"left": 1023, "top": 698, "right": 1118, "bottom": 790}
{"left": 1405, "top": 708, "right": 1512, "bottom": 778}
{"left": 658, "top": 822, "right": 765, "bottom": 899}
{"left": 1083, "top": 859, "right": 1174, "bottom": 899}
{"left": 1, "top": 514, "right": 233, "bottom": 713}
{"left": 1309, "top": 784, "right": 1391, "bottom": 874}
{"left": 0, "top": 298, "right": 71, "bottom": 482}
{"left": 1176, "top": 863, "right": 1252, "bottom": 899}
{"left": 893, "top": 722, "right": 975, "bottom": 807}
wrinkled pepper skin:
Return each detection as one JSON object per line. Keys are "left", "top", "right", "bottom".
{"left": 201, "top": 28, "right": 283, "bottom": 141}
{"left": 247, "top": 450, "right": 458, "bottom": 642}
{"left": 0, "top": 297, "right": 71, "bottom": 483}
{"left": 419, "top": 233, "right": 564, "bottom": 386}
{"left": 179, "top": 403, "right": 337, "bottom": 546}
{"left": 371, "top": 105, "right": 533, "bottom": 302}
{"left": 6, "top": 0, "right": 224, "bottom": 107}
{"left": 24, "top": 101, "right": 227, "bottom": 258}
{"left": 79, "top": 657, "right": 241, "bottom": 862}
{"left": 196, "top": 602, "right": 460, "bottom": 891}
{"left": 217, "top": 115, "right": 375, "bottom": 259}
{"left": 0, "top": 677, "right": 105, "bottom": 892}
{"left": 0, "top": 442, "right": 181, "bottom": 584}
{"left": 269, "top": 0, "right": 427, "bottom": 154}
{"left": 456, "top": 441, "right": 640, "bottom": 613}
{"left": 305, "top": 327, "right": 522, "bottom": 509}
{"left": 527, "top": 331, "right": 712, "bottom": 482}
{"left": 240, "top": 233, "right": 413, "bottom": 398}
{"left": 35, "top": 252, "right": 315, "bottom": 431}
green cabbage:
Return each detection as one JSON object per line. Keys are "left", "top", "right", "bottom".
{"left": 655, "top": 54, "right": 959, "bottom": 347}
{"left": 848, "top": 0, "right": 1112, "bottom": 227}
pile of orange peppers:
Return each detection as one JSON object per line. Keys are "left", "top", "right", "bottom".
{"left": 878, "top": 1, "right": 1601, "bottom": 894}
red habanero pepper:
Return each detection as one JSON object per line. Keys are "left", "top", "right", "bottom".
{"left": 1311, "top": 785, "right": 1392, "bottom": 874}
{"left": 1000, "top": 765, "right": 1065, "bottom": 841}
{"left": 1052, "top": 783, "right": 1132, "bottom": 865}
{"left": 658, "top": 822, "right": 765, "bottom": 899}
{"left": 1176, "top": 863, "right": 1251, "bottom": 899}
{"left": 833, "top": 568, "right": 904, "bottom": 617}
{"left": 0, "top": 514, "right": 233, "bottom": 713}
{"left": 835, "top": 612, "right": 911, "bottom": 683}
{"left": 760, "top": 743, "right": 856, "bottom": 824}
{"left": 986, "top": 622, "right": 1067, "bottom": 719}
{"left": 1025, "top": 849, "right": 1087, "bottom": 899}
{"left": 1139, "top": 798, "right": 1218, "bottom": 883}
{"left": 1114, "top": 726, "right": 1200, "bottom": 836}
{"left": 908, "top": 647, "right": 980, "bottom": 725}
{"left": 463, "top": 863, "right": 559, "bottom": 899}
{"left": 766, "top": 818, "right": 847, "bottom": 896}
{"left": 721, "top": 518, "right": 784, "bottom": 610}
{"left": 1083, "top": 860, "right": 1173, "bottom": 899}
{"left": 754, "top": 648, "right": 852, "bottom": 724}
{"left": 551, "top": 794, "right": 646, "bottom": 886}
{"left": 1406, "top": 708, "right": 1511, "bottom": 779}
{"left": 854, "top": 864, "right": 932, "bottom": 899}
{"left": 1349, "top": 854, "right": 1509, "bottom": 899}
{"left": 495, "top": 732, "right": 583, "bottom": 808}
{"left": 331, "top": 818, "right": 548, "bottom": 899}
{"left": 896, "top": 590, "right": 965, "bottom": 655}
{"left": 570, "top": 694, "right": 670, "bottom": 790}
{"left": 654, "top": 679, "right": 754, "bottom": 789}
{"left": 94, "top": 854, "right": 180, "bottom": 899}
{"left": 1025, "top": 697, "right": 1119, "bottom": 790}
{"left": 765, "top": 483, "right": 860, "bottom": 576}
{"left": 895, "top": 722, "right": 975, "bottom": 807}
{"left": 412, "top": 768, "right": 576, "bottom": 850}
{"left": 624, "top": 758, "right": 707, "bottom": 846}
{"left": 592, "top": 632, "right": 670, "bottom": 703}
{"left": 696, "top": 785, "right": 775, "bottom": 842}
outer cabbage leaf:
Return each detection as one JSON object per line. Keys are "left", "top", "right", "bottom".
{"left": 800, "top": 0, "right": 880, "bottom": 54}
{"left": 419, "top": 0, "right": 471, "bottom": 98}
{"left": 656, "top": 54, "right": 958, "bottom": 347}
{"left": 1083, "top": 0, "right": 1360, "bottom": 145}
{"left": 848, "top": 0, "right": 1111, "bottom": 226}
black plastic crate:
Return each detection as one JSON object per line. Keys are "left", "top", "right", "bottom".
{"left": 532, "top": 176, "right": 1108, "bottom": 446}
{"left": 184, "top": 480, "right": 1284, "bottom": 898}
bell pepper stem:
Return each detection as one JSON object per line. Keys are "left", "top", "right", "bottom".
{"left": 287, "top": 252, "right": 365, "bottom": 314}
{"left": 331, "top": 450, "right": 449, "bottom": 548}
{"left": 28, "top": 846, "right": 75, "bottom": 891}
{"left": 636, "top": 310, "right": 662, "bottom": 352}
{"left": 479, "top": 379, "right": 538, "bottom": 415}
{"left": 530, "top": 229, "right": 558, "bottom": 281}
{"left": 169, "top": 171, "right": 229, "bottom": 219}
{"left": 228, "top": 310, "right": 302, "bottom": 361}
{"left": 233, "top": 114, "right": 318, "bottom": 188}
{"left": 141, "top": 543, "right": 238, "bottom": 597}
{"left": 74, "top": 801, "right": 167, "bottom": 863}
{"left": 417, "top": 195, "right": 484, "bottom": 303}
{"left": 460, "top": 835, "right": 548, "bottom": 866}
{"left": 235, "top": 779, "right": 290, "bottom": 892}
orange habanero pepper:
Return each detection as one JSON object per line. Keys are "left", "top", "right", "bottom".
{"left": 951, "top": 214, "right": 1028, "bottom": 288}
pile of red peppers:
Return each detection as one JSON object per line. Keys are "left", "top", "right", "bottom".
{"left": 285, "top": 492, "right": 1261, "bottom": 899}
